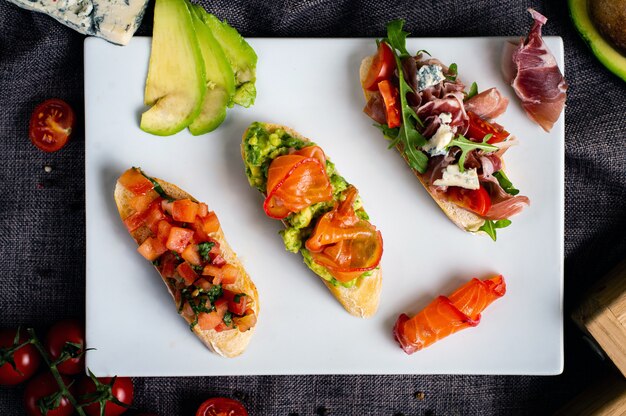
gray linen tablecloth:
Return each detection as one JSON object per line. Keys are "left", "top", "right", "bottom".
{"left": 1, "top": 0, "right": 625, "bottom": 414}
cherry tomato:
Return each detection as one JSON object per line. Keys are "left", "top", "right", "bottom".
{"left": 446, "top": 186, "right": 492, "bottom": 217}
{"left": 466, "top": 111, "right": 509, "bottom": 144}
{"left": 78, "top": 376, "right": 134, "bottom": 416}
{"left": 0, "top": 329, "right": 41, "bottom": 385}
{"left": 363, "top": 42, "right": 396, "bottom": 91}
{"left": 196, "top": 397, "right": 248, "bottom": 416}
{"left": 29, "top": 99, "right": 75, "bottom": 152}
{"left": 377, "top": 80, "right": 401, "bottom": 128}
{"left": 24, "top": 372, "right": 73, "bottom": 416}
{"left": 45, "top": 319, "right": 85, "bottom": 375}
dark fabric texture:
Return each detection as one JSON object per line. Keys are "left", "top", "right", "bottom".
{"left": 1, "top": 0, "right": 625, "bottom": 414}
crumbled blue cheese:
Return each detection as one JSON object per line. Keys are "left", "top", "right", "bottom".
{"left": 6, "top": 0, "right": 149, "bottom": 45}
{"left": 433, "top": 164, "right": 480, "bottom": 190}
{"left": 422, "top": 113, "right": 454, "bottom": 156}
{"left": 417, "top": 65, "right": 445, "bottom": 91}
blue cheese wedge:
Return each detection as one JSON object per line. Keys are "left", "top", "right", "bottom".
{"left": 422, "top": 113, "right": 454, "bottom": 156}
{"left": 433, "top": 164, "right": 480, "bottom": 190}
{"left": 417, "top": 64, "right": 445, "bottom": 91}
{"left": 6, "top": 0, "right": 149, "bottom": 45}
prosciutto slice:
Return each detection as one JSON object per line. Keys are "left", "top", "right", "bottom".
{"left": 507, "top": 9, "right": 567, "bottom": 132}
{"left": 393, "top": 275, "right": 506, "bottom": 354}
{"left": 464, "top": 88, "right": 509, "bottom": 120}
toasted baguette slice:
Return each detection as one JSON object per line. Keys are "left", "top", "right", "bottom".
{"left": 241, "top": 122, "right": 382, "bottom": 318}
{"left": 114, "top": 171, "right": 259, "bottom": 357}
{"left": 360, "top": 56, "right": 486, "bottom": 233}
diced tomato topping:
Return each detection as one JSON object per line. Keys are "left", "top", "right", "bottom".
{"left": 181, "top": 244, "right": 201, "bottom": 266}
{"left": 119, "top": 168, "right": 154, "bottom": 195}
{"left": 202, "top": 264, "right": 223, "bottom": 284}
{"left": 191, "top": 218, "right": 210, "bottom": 242}
{"left": 176, "top": 262, "right": 198, "bottom": 286}
{"left": 363, "top": 42, "right": 396, "bottom": 91}
{"left": 378, "top": 79, "right": 401, "bottom": 128}
{"left": 233, "top": 309, "right": 257, "bottom": 332}
{"left": 446, "top": 186, "right": 492, "bottom": 217}
{"left": 159, "top": 252, "right": 177, "bottom": 278}
{"left": 172, "top": 199, "right": 199, "bottom": 223}
{"left": 214, "top": 322, "right": 230, "bottom": 332}
{"left": 157, "top": 220, "right": 172, "bottom": 244}
{"left": 221, "top": 264, "right": 239, "bottom": 285}
{"left": 161, "top": 200, "right": 173, "bottom": 215}
{"left": 201, "top": 212, "right": 220, "bottom": 234}
{"left": 144, "top": 201, "right": 166, "bottom": 233}
{"left": 197, "top": 203, "right": 209, "bottom": 218}
{"left": 129, "top": 191, "right": 158, "bottom": 212}
{"left": 137, "top": 237, "right": 167, "bottom": 261}
{"left": 211, "top": 255, "right": 226, "bottom": 267}
{"left": 223, "top": 289, "right": 247, "bottom": 316}
{"left": 197, "top": 299, "right": 228, "bottom": 331}
{"left": 123, "top": 210, "right": 147, "bottom": 232}
{"left": 166, "top": 227, "right": 194, "bottom": 253}
{"left": 466, "top": 111, "right": 509, "bottom": 144}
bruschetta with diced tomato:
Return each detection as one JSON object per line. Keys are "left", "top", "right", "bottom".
{"left": 241, "top": 122, "right": 383, "bottom": 318}
{"left": 114, "top": 168, "right": 259, "bottom": 357}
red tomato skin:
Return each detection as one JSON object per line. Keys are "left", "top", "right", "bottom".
{"left": 223, "top": 290, "right": 247, "bottom": 316}
{"left": 45, "top": 319, "right": 85, "bottom": 375}
{"left": 0, "top": 329, "right": 40, "bottom": 385}
{"left": 466, "top": 111, "right": 509, "bottom": 144}
{"left": 166, "top": 227, "right": 194, "bottom": 253}
{"left": 196, "top": 397, "right": 248, "bottom": 416}
{"left": 79, "top": 376, "right": 134, "bottom": 416}
{"left": 377, "top": 79, "right": 401, "bottom": 128}
{"left": 445, "top": 186, "right": 492, "bottom": 217}
{"left": 29, "top": 99, "right": 75, "bottom": 153}
{"left": 172, "top": 199, "right": 199, "bottom": 223}
{"left": 363, "top": 42, "right": 396, "bottom": 91}
{"left": 24, "top": 372, "right": 73, "bottom": 416}
{"left": 118, "top": 169, "right": 154, "bottom": 196}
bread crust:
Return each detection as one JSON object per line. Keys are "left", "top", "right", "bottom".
{"left": 241, "top": 123, "right": 382, "bottom": 318}
{"left": 359, "top": 56, "right": 486, "bottom": 234}
{"left": 114, "top": 173, "right": 259, "bottom": 358}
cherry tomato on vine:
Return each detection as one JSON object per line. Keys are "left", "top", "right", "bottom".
{"left": 0, "top": 328, "right": 41, "bottom": 385}
{"left": 196, "top": 397, "right": 249, "bottom": 416}
{"left": 45, "top": 319, "right": 85, "bottom": 375}
{"left": 24, "top": 372, "right": 73, "bottom": 416}
{"left": 29, "top": 98, "right": 75, "bottom": 152}
{"left": 78, "top": 375, "right": 134, "bottom": 416}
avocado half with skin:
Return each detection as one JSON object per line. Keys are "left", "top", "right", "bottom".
{"left": 569, "top": 0, "right": 626, "bottom": 82}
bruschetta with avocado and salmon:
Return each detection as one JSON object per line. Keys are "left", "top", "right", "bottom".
{"left": 241, "top": 122, "right": 383, "bottom": 318}
{"left": 114, "top": 167, "right": 259, "bottom": 357}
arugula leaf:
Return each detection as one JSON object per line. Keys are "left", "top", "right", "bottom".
{"left": 416, "top": 49, "right": 431, "bottom": 56}
{"left": 493, "top": 171, "right": 520, "bottom": 195}
{"left": 466, "top": 82, "right": 478, "bottom": 100}
{"left": 478, "top": 219, "right": 512, "bottom": 241}
{"left": 374, "top": 123, "right": 399, "bottom": 140}
{"left": 383, "top": 19, "right": 410, "bottom": 57}
{"left": 446, "top": 134, "right": 498, "bottom": 172}
{"left": 446, "top": 63, "right": 458, "bottom": 81}
{"left": 197, "top": 242, "right": 215, "bottom": 261}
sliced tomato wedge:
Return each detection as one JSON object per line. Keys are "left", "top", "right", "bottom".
{"left": 378, "top": 80, "right": 401, "bottom": 128}
{"left": 305, "top": 186, "right": 383, "bottom": 283}
{"left": 263, "top": 146, "right": 333, "bottom": 219}
{"left": 363, "top": 42, "right": 396, "bottom": 91}
{"left": 29, "top": 98, "right": 75, "bottom": 152}
{"left": 466, "top": 111, "right": 509, "bottom": 144}
{"left": 445, "top": 185, "right": 492, "bottom": 217}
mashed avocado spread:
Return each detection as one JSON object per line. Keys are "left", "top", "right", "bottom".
{"left": 243, "top": 122, "right": 374, "bottom": 288}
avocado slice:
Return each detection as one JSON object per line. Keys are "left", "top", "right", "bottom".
{"left": 188, "top": 5, "right": 236, "bottom": 135}
{"left": 569, "top": 0, "right": 626, "bottom": 82}
{"left": 201, "top": 13, "right": 258, "bottom": 107}
{"left": 141, "top": 0, "right": 206, "bottom": 136}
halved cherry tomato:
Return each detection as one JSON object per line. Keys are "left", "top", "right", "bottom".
{"left": 166, "top": 227, "right": 194, "bottom": 253}
{"left": 172, "top": 199, "right": 199, "bottom": 223}
{"left": 197, "top": 397, "right": 248, "bottom": 416}
{"left": 45, "top": 320, "right": 85, "bottom": 375}
{"left": 138, "top": 237, "right": 167, "bottom": 261}
{"left": 466, "top": 111, "right": 509, "bottom": 144}
{"left": 363, "top": 42, "right": 396, "bottom": 91}
{"left": 119, "top": 169, "right": 154, "bottom": 196}
{"left": 0, "top": 329, "right": 40, "bottom": 385}
{"left": 29, "top": 99, "right": 75, "bottom": 153}
{"left": 445, "top": 186, "right": 492, "bottom": 217}
{"left": 223, "top": 290, "right": 247, "bottom": 315}
{"left": 378, "top": 79, "right": 401, "bottom": 128}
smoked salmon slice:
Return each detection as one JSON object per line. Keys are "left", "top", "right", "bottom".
{"left": 393, "top": 275, "right": 505, "bottom": 354}
{"left": 264, "top": 146, "right": 333, "bottom": 219}
{"left": 305, "top": 186, "right": 383, "bottom": 283}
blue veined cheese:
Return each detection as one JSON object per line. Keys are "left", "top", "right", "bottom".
{"left": 433, "top": 164, "right": 480, "bottom": 190}
{"left": 6, "top": 0, "right": 149, "bottom": 45}
{"left": 422, "top": 112, "right": 454, "bottom": 156}
{"left": 417, "top": 64, "right": 445, "bottom": 91}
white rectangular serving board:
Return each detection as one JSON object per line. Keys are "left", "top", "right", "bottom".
{"left": 85, "top": 37, "right": 564, "bottom": 376}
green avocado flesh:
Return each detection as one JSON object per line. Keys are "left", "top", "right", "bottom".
{"left": 188, "top": 5, "right": 236, "bottom": 135}
{"left": 242, "top": 122, "right": 374, "bottom": 288}
{"left": 203, "top": 13, "right": 258, "bottom": 107}
{"left": 140, "top": 0, "right": 206, "bottom": 136}
{"left": 569, "top": 0, "right": 626, "bottom": 82}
